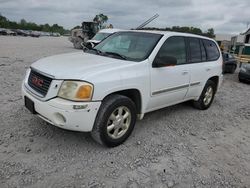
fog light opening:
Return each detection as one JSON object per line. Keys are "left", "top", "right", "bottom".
{"left": 53, "top": 113, "right": 66, "bottom": 126}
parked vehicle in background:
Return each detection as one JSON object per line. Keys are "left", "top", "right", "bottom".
{"left": 39, "top": 32, "right": 51, "bottom": 37}
{"left": 0, "top": 29, "right": 61, "bottom": 37}
{"left": 51, "top": 32, "right": 61, "bottom": 37}
{"left": 30, "top": 31, "right": 41, "bottom": 38}
{"left": 0, "top": 28, "right": 7, "bottom": 35}
{"left": 6, "top": 29, "right": 17, "bottom": 36}
{"left": 83, "top": 28, "right": 122, "bottom": 50}
{"left": 239, "top": 63, "right": 250, "bottom": 83}
{"left": 13, "top": 29, "right": 29, "bottom": 36}
{"left": 0, "top": 28, "right": 16, "bottom": 36}
{"left": 22, "top": 31, "right": 223, "bottom": 147}
{"left": 86, "top": 29, "right": 122, "bottom": 48}
{"left": 222, "top": 52, "right": 238, "bottom": 73}
{"left": 69, "top": 14, "right": 160, "bottom": 49}
{"left": 69, "top": 21, "right": 99, "bottom": 49}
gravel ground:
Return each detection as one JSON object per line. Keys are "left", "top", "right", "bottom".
{"left": 0, "top": 36, "right": 250, "bottom": 188}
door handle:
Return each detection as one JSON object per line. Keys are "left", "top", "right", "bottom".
{"left": 206, "top": 68, "right": 211, "bottom": 71}
{"left": 182, "top": 71, "right": 188, "bottom": 75}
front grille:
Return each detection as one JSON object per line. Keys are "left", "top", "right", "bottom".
{"left": 28, "top": 69, "right": 53, "bottom": 96}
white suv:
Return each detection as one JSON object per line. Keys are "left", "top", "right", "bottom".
{"left": 22, "top": 31, "right": 223, "bottom": 147}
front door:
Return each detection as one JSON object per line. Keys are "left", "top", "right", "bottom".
{"left": 147, "top": 36, "right": 190, "bottom": 112}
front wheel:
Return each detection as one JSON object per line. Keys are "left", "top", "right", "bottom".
{"left": 192, "top": 80, "right": 216, "bottom": 110}
{"left": 91, "top": 95, "right": 137, "bottom": 147}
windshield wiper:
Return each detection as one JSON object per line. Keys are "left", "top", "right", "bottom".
{"left": 88, "top": 48, "right": 103, "bottom": 55}
{"left": 104, "top": 51, "right": 128, "bottom": 60}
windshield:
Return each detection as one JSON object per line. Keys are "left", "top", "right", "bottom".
{"left": 93, "top": 32, "right": 163, "bottom": 61}
{"left": 92, "top": 33, "right": 111, "bottom": 41}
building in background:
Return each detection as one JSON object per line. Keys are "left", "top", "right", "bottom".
{"left": 215, "top": 34, "right": 233, "bottom": 52}
{"left": 231, "top": 29, "right": 250, "bottom": 55}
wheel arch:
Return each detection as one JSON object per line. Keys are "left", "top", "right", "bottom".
{"left": 208, "top": 76, "right": 219, "bottom": 93}
{"left": 102, "top": 89, "right": 142, "bottom": 114}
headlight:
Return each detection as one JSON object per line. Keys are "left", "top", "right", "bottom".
{"left": 58, "top": 81, "right": 93, "bottom": 101}
{"left": 241, "top": 67, "right": 247, "bottom": 72}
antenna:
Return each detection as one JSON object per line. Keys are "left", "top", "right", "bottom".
{"left": 136, "top": 14, "right": 159, "bottom": 29}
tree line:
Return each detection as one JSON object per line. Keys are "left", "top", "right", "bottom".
{"left": 0, "top": 14, "right": 69, "bottom": 34}
{"left": 1, "top": 13, "right": 215, "bottom": 37}
{"left": 140, "top": 26, "right": 215, "bottom": 38}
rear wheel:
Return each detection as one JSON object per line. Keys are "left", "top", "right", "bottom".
{"left": 91, "top": 95, "right": 137, "bottom": 147}
{"left": 239, "top": 77, "right": 244, "bottom": 83}
{"left": 230, "top": 65, "right": 236, "bottom": 73}
{"left": 192, "top": 80, "right": 216, "bottom": 110}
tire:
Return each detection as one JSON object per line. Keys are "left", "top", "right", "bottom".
{"left": 91, "top": 94, "right": 137, "bottom": 147}
{"left": 230, "top": 65, "right": 236, "bottom": 74}
{"left": 239, "top": 77, "right": 244, "bottom": 83}
{"left": 192, "top": 80, "right": 216, "bottom": 110}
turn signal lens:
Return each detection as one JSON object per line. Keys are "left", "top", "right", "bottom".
{"left": 75, "top": 85, "right": 92, "bottom": 99}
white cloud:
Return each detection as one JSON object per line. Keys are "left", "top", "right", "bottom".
{"left": 0, "top": 0, "right": 249, "bottom": 34}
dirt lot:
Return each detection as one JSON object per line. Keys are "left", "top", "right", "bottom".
{"left": 0, "top": 36, "right": 250, "bottom": 188}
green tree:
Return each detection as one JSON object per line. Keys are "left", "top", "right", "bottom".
{"left": 0, "top": 13, "right": 7, "bottom": 22}
{"left": 42, "top": 24, "right": 50, "bottom": 32}
{"left": 20, "top": 19, "right": 27, "bottom": 26}
{"left": 206, "top": 28, "right": 215, "bottom": 38}
{"left": 93, "top": 13, "right": 108, "bottom": 29}
{"left": 142, "top": 26, "right": 215, "bottom": 38}
{"left": 0, "top": 14, "right": 68, "bottom": 34}
{"left": 73, "top": 25, "right": 81, "bottom": 29}
{"left": 0, "top": 13, "right": 8, "bottom": 28}
{"left": 191, "top": 27, "right": 202, "bottom": 35}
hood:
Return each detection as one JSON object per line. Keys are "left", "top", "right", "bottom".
{"left": 31, "top": 52, "right": 134, "bottom": 80}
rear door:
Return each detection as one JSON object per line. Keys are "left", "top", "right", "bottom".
{"left": 185, "top": 38, "right": 221, "bottom": 99}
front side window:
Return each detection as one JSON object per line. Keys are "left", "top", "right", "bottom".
{"left": 93, "top": 32, "right": 162, "bottom": 61}
{"left": 155, "top": 36, "right": 187, "bottom": 65}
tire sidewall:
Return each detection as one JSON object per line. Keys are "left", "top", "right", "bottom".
{"left": 96, "top": 96, "right": 137, "bottom": 147}
{"left": 199, "top": 81, "right": 216, "bottom": 109}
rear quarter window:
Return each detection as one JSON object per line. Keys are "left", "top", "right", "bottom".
{"left": 203, "top": 39, "right": 220, "bottom": 61}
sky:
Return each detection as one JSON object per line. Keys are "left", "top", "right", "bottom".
{"left": 0, "top": 0, "right": 249, "bottom": 34}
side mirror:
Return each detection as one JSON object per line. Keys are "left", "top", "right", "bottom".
{"left": 153, "top": 56, "right": 177, "bottom": 68}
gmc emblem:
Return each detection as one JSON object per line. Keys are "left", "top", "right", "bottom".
{"left": 32, "top": 76, "right": 43, "bottom": 87}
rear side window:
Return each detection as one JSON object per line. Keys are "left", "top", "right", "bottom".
{"left": 203, "top": 39, "right": 220, "bottom": 61}
{"left": 188, "top": 38, "right": 202, "bottom": 63}
{"left": 200, "top": 40, "right": 207, "bottom": 61}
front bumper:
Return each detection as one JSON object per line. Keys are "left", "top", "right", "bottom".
{"left": 22, "top": 83, "right": 101, "bottom": 132}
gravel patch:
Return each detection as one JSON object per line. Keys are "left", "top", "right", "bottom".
{"left": 0, "top": 36, "right": 250, "bottom": 188}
